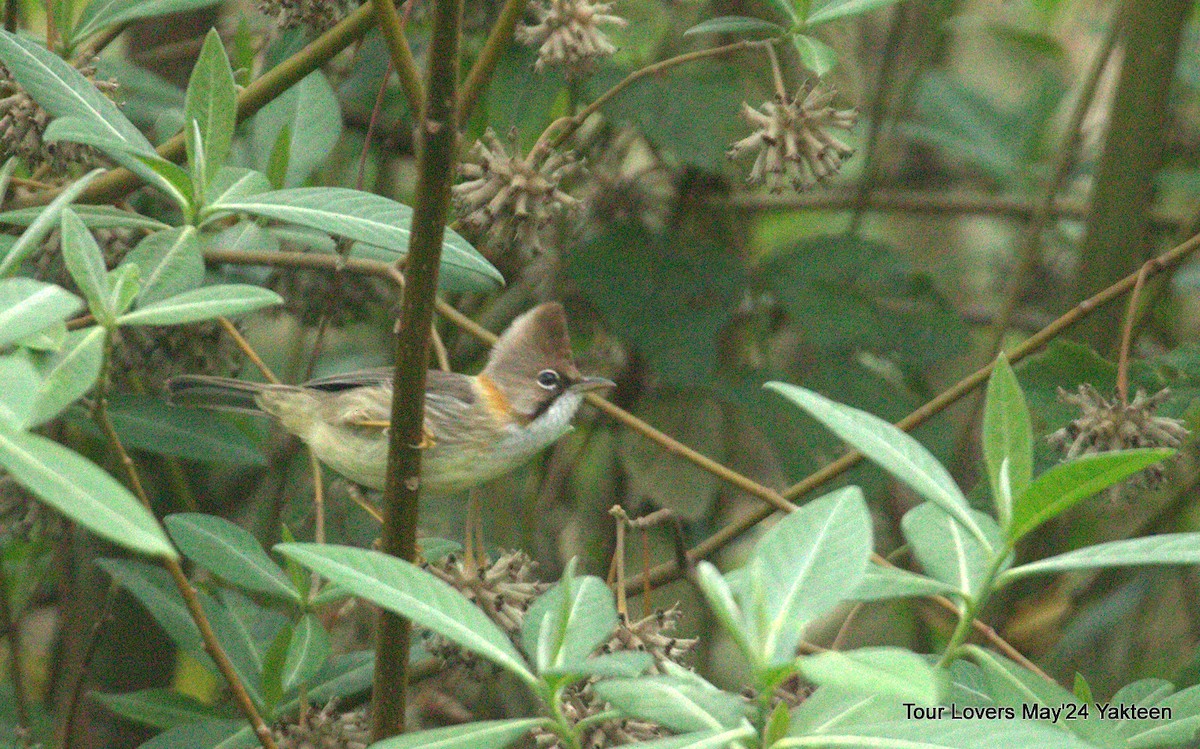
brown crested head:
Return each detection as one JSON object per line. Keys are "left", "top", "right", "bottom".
{"left": 482, "top": 302, "right": 583, "bottom": 419}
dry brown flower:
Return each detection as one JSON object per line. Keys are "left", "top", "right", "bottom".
{"left": 516, "top": 0, "right": 627, "bottom": 74}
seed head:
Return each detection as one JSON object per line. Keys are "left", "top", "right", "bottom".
{"left": 516, "top": 0, "right": 628, "bottom": 75}
{"left": 1, "top": 60, "right": 115, "bottom": 173}
{"left": 258, "top": 0, "right": 358, "bottom": 32}
{"left": 727, "top": 83, "right": 858, "bottom": 193}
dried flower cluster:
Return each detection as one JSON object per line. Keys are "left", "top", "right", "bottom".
{"left": 113, "top": 321, "right": 243, "bottom": 390}
{"left": 1, "top": 61, "right": 114, "bottom": 173}
{"left": 1049, "top": 385, "right": 1190, "bottom": 487}
{"left": 516, "top": 0, "right": 627, "bottom": 74}
{"left": 727, "top": 84, "right": 858, "bottom": 193}
{"left": 272, "top": 701, "right": 369, "bottom": 749}
{"left": 453, "top": 129, "right": 583, "bottom": 257}
{"left": 258, "top": 0, "right": 358, "bottom": 32}
{"left": 583, "top": 130, "right": 676, "bottom": 233}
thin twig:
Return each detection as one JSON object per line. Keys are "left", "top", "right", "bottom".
{"left": 92, "top": 334, "right": 279, "bottom": 749}
{"left": 1116, "top": 258, "right": 1157, "bottom": 405}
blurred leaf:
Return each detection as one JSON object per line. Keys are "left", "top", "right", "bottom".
{"left": 280, "top": 614, "right": 330, "bottom": 693}
{"left": 0, "top": 169, "right": 105, "bottom": 276}
{"left": 280, "top": 649, "right": 373, "bottom": 710}
{"left": 276, "top": 543, "right": 534, "bottom": 684}
{"left": 522, "top": 561, "right": 616, "bottom": 674}
{"left": 782, "top": 719, "right": 1096, "bottom": 748}
{"left": 184, "top": 30, "right": 237, "bottom": 186}
{"left": 71, "top": 0, "right": 223, "bottom": 47}
{"left": 594, "top": 675, "right": 746, "bottom": 733}
{"left": 94, "top": 688, "right": 226, "bottom": 730}
{"left": 618, "top": 391, "right": 722, "bottom": 520}
{"left": 0, "top": 278, "right": 82, "bottom": 349}
{"left": 95, "top": 394, "right": 265, "bottom": 466}
{"left": 251, "top": 72, "right": 342, "bottom": 188}
{"left": 610, "top": 727, "right": 757, "bottom": 749}
{"left": 586, "top": 63, "right": 746, "bottom": 170}
{"left": 93, "top": 57, "right": 184, "bottom": 138}
{"left": 1110, "top": 680, "right": 1200, "bottom": 748}
{"left": 370, "top": 719, "right": 544, "bottom": 749}
{"left": 694, "top": 561, "right": 754, "bottom": 664}
{"left": 219, "top": 589, "right": 288, "bottom": 674}
{"left": 792, "top": 34, "right": 838, "bottom": 76}
{"left": 29, "top": 327, "right": 105, "bottom": 426}
{"left": 97, "top": 558, "right": 207, "bottom": 660}
{"left": 135, "top": 719, "right": 254, "bottom": 749}
{"left": 164, "top": 513, "right": 298, "bottom": 602}
{"left": 1000, "top": 533, "right": 1200, "bottom": 584}
{"left": 798, "top": 647, "right": 945, "bottom": 706}
{"left": 983, "top": 354, "right": 1032, "bottom": 528}
{"left": 209, "top": 188, "right": 503, "bottom": 292}
{"left": 902, "top": 503, "right": 1005, "bottom": 602}
{"left": 807, "top": 0, "right": 902, "bottom": 26}
{"left": 477, "top": 47, "right": 567, "bottom": 151}
{"left": 0, "top": 352, "right": 39, "bottom": 430}
{"left": 0, "top": 31, "right": 153, "bottom": 154}
{"left": 1009, "top": 450, "right": 1175, "bottom": 541}
{"left": 0, "top": 430, "right": 175, "bottom": 558}
{"left": 766, "top": 382, "right": 988, "bottom": 547}
{"left": 569, "top": 222, "right": 744, "bottom": 383}
{"left": 202, "top": 168, "right": 272, "bottom": 210}
{"left": 757, "top": 235, "right": 969, "bottom": 366}
{"left": 684, "top": 16, "right": 786, "bottom": 37}
{"left": 541, "top": 651, "right": 654, "bottom": 680}
{"left": 851, "top": 564, "right": 956, "bottom": 602}
{"left": 117, "top": 284, "right": 282, "bottom": 326}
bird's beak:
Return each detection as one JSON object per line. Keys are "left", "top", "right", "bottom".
{"left": 575, "top": 376, "right": 616, "bottom": 392}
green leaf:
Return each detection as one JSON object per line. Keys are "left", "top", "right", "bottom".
{"left": 71, "top": 0, "right": 224, "bottom": 46}
{"left": 788, "top": 686, "right": 907, "bottom": 735}
{"left": 902, "top": 503, "right": 1005, "bottom": 602}
{"left": 184, "top": 30, "right": 237, "bottom": 185}
{"left": 117, "top": 284, "right": 282, "bottom": 326}
{"left": 610, "top": 727, "right": 757, "bottom": 749}
{"left": 999, "top": 533, "right": 1200, "bottom": 584}
{"left": 250, "top": 72, "right": 342, "bottom": 188}
{"left": 369, "top": 718, "right": 544, "bottom": 749}
{"left": 541, "top": 651, "right": 654, "bottom": 680}
{"left": 96, "top": 394, "right": 265, "bottom": 466}
{"left": 777, "top": 719, "right": 1096, "bottom": 748}
{"left": 122, "top": 227, "right": 204, "bottom": 306}
{"left": 279, "top": 649, "right": 374, "bottom": 711}
{"left": 107, "top": 263, "right": 141, "bottom": 316}
{"left": 0, "top": 204, "right": 168, "bottom": 232}
{"left": 29, "top": 326, "right": 105, "bottom": 426}
{"left": 806, "top": 0, "right": 903, "bottom": 26}
{"left": 764, "top": 0, "right": 800, "bottom": 22}
{"left": 766, "top": 382, "right": 989, "bottom": 548}
{"left": 209, "top": 188, "right": 503, "bottom": 292}
{"left": 683, "top": 16, "right": 787, "bottom": 36}
{"left": 0, "top": 431, "right": 175, "bottom": 558}
{"left": 218, "top": 589, "right": 288, "bottom": 675}
{"left": 693, "top": 561, "right": 754, "bottom": 665}
{"left": 0, "top": 169, "right": 106, "bottom": 276}
{"left": 744, "top": 486, "right": 872, "bottom": 665}
{"left": 94, "top": 688, "right": 225, "bottom": 730}
{"left": 851, "top": 564, "right": 956, "bottom": 602}
{"left": 96, "top": 558, "right": 208, "bottom": 662}
{"left": 0, "top": 278, "right": 82, "bottom": 348}
{"left": 1009, "top": 449, "right": 1174, "bottom": 541}
{"left": 201, "top": 168, "right": 272, "bottom": 211}
{"left": 0, "top": 352, "right": 40, "bottom": 431}
{"left": 164, "top": 514, "right": 299, "bottom": 602}
{"left": 798, "top": 647, "right": 945, "bottom": 706}
{"left": 275, "top": 543, "right": 535, "bottom": 684}
{"left": 521, "top": 561, "right": 617, "bottom": 674}
{"left": 593, "top": 675, "right": 746, "bottom": 733}
{"left": 280, "top": 614, "right": 330, "bottom": 693}
{"left": 792, "top": 34, "right": 838, "bottom": 76}
{"left": 136, "top": 719, "right": 252, "bottom": 749}
{"left": 260, "top": 624, "right": 290, "bottom": 712}
{"left": 60, "top": 208, "right": 113, "bottom": 323}
{"left": 982, "top": 353, "right": 1032, "bottom": 528}
{"left": 0, "top": 31, "right": 153, "bottom": 154}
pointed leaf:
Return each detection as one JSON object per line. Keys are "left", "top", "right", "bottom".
{"left": 250, "top": 72, "right": 341, "bottom": 188}
{"left": 98, "top": 394, "right": 265, "bottom": 466}
{"left": 610, "top": 727, "right": 757, "bottom": 749}
{"left": 806, "top": 0, "right": 903, "bottom": 26}
{"left": 522, "top": 563, "right": 617, "bottom": 674}
{"left": 541, "top": 651, "right": 654, "bottom": 680}
{"left": 184, "top": 30, "right": 236, "bottom": 181}
{"left": 0, "top": 278, "right": 82, "bottom": 348}
{"left": 60, "top": 208, "right": 113, "bottom": 322}
{"left": 798, "top": 647, "right": 945, "bottom": 706}
{"left": 593, "top": 675, "right": 746, "bottom": 733}
{"left": 71, "top": 0, "right": 223, "bottom": 46}
{"left": 123, "top": 227, "right": 204, "bottom": 306}
{"left": 766, "top": 382, "right": 989, "bottom": 548}
{"left": 0, "top": 352, "right": 40, "bottom": 431}
{"left": 96, "top": 558, "right": 207, "bottom": 659}
{"left": 0, "top": 430, "right": 175, "bottom": 558}
{"left": 94, "top": 688, "right": 225, "bottom": 730}
{"left": 29, "top": 326, "right": 105, "bottom": 426}
{"left": 982, "top": 353, "right": 1032, "bottom": 527}
{"left": 275, "top": 543, "right": 535, "bottom": 684}
{"left": 684, "top": 16, "right": 787, "bottom": 36}
{"left": 1000, "top": 533, "right": 1200, "bottom": 584}
{"left": 1009, "top": 449, "right": 1174, "bottom": 541}
{"left": 117, "top": 284, "right": 282, "bottom": 326}
{"left": 851, "top": 564, "right": 956, "bottom": 602}
{"left": 792, "top": 34, "right": 838, "bottom": 76}
{"left": 0, "top": 169, "right": 105, "bottom": 276}
{"left": 164, "top": 514, "right": 299, "bottom": 602}
{"left": 210, "top": 188, "right": 504, "bottom": 291}
{"left": 370, "top": 718, "right": 544, "bottom": 749}
{"left": 0, "top": 204, "right": 169, "bottom": 231}
{"left": 693, "top": 561, "right": 755, "bottom": 665}
{"left": 135, "top": 719, "right": 250, "bottom": 749}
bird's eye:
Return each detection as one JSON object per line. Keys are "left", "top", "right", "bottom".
{"left": 536, "top": 369, "right": 561, "bottom": 390}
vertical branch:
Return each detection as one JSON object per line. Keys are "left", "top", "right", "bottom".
{"left": 370, "top": 0, "right": 461, "bottom": 740}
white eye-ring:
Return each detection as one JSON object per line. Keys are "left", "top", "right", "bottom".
{"left": 536, "top": 369, "right": 561, "bottom": 390}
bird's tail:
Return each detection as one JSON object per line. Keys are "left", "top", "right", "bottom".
{"left": 164, "top": 375, "right": 272, "bottom": 414}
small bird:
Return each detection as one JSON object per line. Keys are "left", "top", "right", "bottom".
{"left": 165, "top": 303, "right": 613, "bottom": 495}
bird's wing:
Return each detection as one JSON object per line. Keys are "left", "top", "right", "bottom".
{"left": 304, "top": 367, "right": 395, "bottom": 391}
